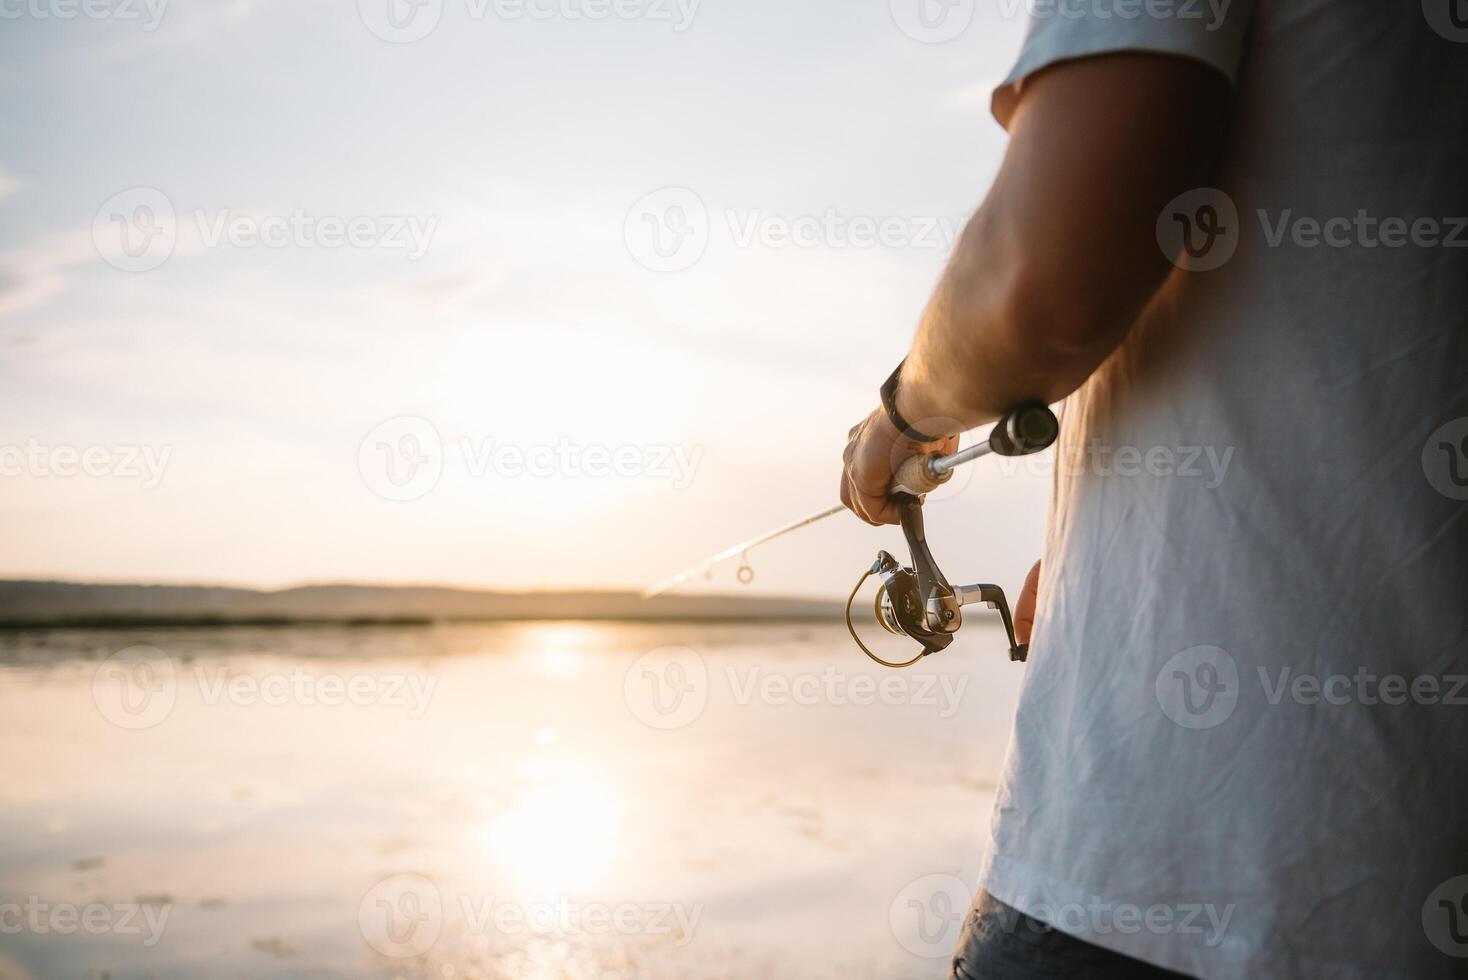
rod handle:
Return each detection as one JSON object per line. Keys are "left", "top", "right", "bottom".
{"left": 890, "top": 453, "right": 949, "bottom": 496}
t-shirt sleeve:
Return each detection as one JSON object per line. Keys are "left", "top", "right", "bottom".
{"left": 992, "top": 0, "right": 1257, "bottom": 127}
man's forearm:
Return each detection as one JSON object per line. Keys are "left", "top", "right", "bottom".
{"left": 894, "top": 205, "right": 1125, "bottom": 434}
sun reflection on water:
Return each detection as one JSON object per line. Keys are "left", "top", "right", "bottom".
{"left": 480, "top": 772, "right": 624, "bottom": 896}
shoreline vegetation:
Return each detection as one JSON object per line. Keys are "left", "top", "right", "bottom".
{"left": 0, "top": 580, "right": 846, "bottom": 630}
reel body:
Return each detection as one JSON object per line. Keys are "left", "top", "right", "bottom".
{"left": 846, "top": 494, "right": 1028, "bottom": 668}
{"left": 845, "top": 402, "right": 1058, "bottom": 669}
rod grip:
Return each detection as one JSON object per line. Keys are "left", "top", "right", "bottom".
{"left": 890, "top": 453, "right": 949, "bottom": 496}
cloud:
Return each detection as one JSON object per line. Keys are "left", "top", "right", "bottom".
{"left": 0, "top": 168, "right": 22, "bottom": 203}
{"left": 0, "top": 231, "right": 95, "bottom": 321}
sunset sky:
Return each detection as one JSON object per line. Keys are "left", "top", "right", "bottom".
{"left": 0, "top": 0, "right": 1050, "bottom": 597}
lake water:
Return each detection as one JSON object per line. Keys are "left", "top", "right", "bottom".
{"left": 0, "top": 621, "right": 1027, "bottom": 979}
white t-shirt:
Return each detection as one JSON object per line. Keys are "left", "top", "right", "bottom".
{"left": 980, "top": 2, "right": 1468, "bottom": 978}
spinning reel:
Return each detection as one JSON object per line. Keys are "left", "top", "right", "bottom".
{"left": 845, "top": 403, "right": 1060, "bottom": 669}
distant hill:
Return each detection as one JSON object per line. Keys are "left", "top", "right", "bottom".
{"left": 0, "top": 580, "right": 844, "bottom": 628}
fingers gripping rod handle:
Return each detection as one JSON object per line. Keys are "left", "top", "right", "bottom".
{"left": 890, "top": 402, "right": 1060, "bottom": 496}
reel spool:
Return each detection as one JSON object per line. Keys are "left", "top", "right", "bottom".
{"left": 845, "top": 509, "right": 1028, "bottom": 669}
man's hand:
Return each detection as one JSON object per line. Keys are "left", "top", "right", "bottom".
{"left": 1014, "top": 559, "right": 1042, "bottom": 647}
{"left": 840, "top": 408, "right": 958, "bottom": 526}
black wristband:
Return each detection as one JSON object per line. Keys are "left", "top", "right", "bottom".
{"left": 880, "top": 359, "right": 943, "bottom": 444}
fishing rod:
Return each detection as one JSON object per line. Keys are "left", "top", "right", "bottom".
{"left": 644, "top": 402, "right": 1060, "bottom": 669}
